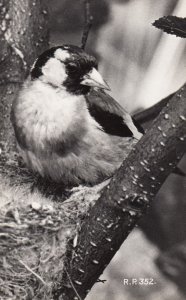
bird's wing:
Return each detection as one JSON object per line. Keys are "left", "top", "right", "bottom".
{"left": 85, "top": 89, "right": 144, "bottom": 139}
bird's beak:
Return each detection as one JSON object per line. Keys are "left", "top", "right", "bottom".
{"left": 80, "top": 68, "right": 111, "bottom": 91}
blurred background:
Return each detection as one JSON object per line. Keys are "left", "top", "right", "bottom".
{"left": 47, "top": 0, "right": 186, "bottom": 299}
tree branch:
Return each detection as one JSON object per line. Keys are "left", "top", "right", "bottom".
{"left": 53, "top": 84, "right": 186, "bottom": 299}
{"left": 134, "top": 92, "right": 175, "bottom": 129}
{"left": 81, "top": 0, "right": 93, "bottom": 49}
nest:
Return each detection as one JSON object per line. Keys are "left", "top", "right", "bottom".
{"left": 0, "top": 178, "right": 102, "bottom": 300}
{"left": 0, "top": 143, "right": 105, "bottom": 299}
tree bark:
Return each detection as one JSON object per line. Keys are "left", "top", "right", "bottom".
{"left": 0, "top": 0, "right": 49, "bottom": 196}
{"left": 0, "top": 0, "right": 48, "bottom": 150}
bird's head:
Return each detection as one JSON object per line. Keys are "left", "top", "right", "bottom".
{"left": 31, "top": 45, "right": 110, "bottom": 95}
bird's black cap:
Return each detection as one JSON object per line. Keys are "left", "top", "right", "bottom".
{"left": 31, "top": 45, "right": 97, "bottom": 80}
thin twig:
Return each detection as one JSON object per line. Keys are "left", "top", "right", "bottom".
{"left": 18, "top": 260, "right": 46, "bottom": 286}
{"left": 96, "top": 278, "right": 107, "bottom": 283}
{"left": 81, "top": 0, "right": 93, "bottom": 49}
{"left": 64, "top": 266, "right": 82, "bottom": 300}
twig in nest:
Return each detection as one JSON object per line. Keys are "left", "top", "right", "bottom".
{"left": 64, "top": 266, "right": 82, "bottom": 300}
{"left": 40, "top": 235, "right": 56, "bottom": 263}
{"left": 96, "top": 278, "right": 107, "bottom": 284}
{"left": 81, "top": 0, "right": 93, "bottom": 49}
{"left": 18, "top": 260, "right": 46, "bottom": 286}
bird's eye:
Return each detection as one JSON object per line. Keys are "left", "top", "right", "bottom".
{"left": 68, "top": 63, "right": 77, "bottom": 73}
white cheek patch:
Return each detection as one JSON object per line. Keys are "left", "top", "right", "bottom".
{"left": 54, "top": 48, "right": 70, "bottom": 62}
{"left": 41, "top": 58, "right": 67, "bottom": 87}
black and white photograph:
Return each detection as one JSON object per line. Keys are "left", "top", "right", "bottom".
{"left": 0, "top": 0, "right": 186, "bottom": 299}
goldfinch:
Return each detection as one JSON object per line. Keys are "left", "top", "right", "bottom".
{"left": 11, "top": 45, "right": 143, "bottom": 185}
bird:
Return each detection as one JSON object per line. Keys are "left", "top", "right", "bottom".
{"left": 11, "top": 45, "right": 144, "bottom": 186}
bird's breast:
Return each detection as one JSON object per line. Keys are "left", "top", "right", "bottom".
{"left": 13, "top": 80, "right": 90, "bottom": 154}
{"left": 12, "top": 81, "right": 137, "bottom": 184}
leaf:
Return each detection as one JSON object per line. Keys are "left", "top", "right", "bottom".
{"left": 152, "top": 16, "right": 186, "bottom": 38}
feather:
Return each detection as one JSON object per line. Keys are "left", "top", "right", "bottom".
{"left": 85, "top": 89, "right": 144, "bottom": 139}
